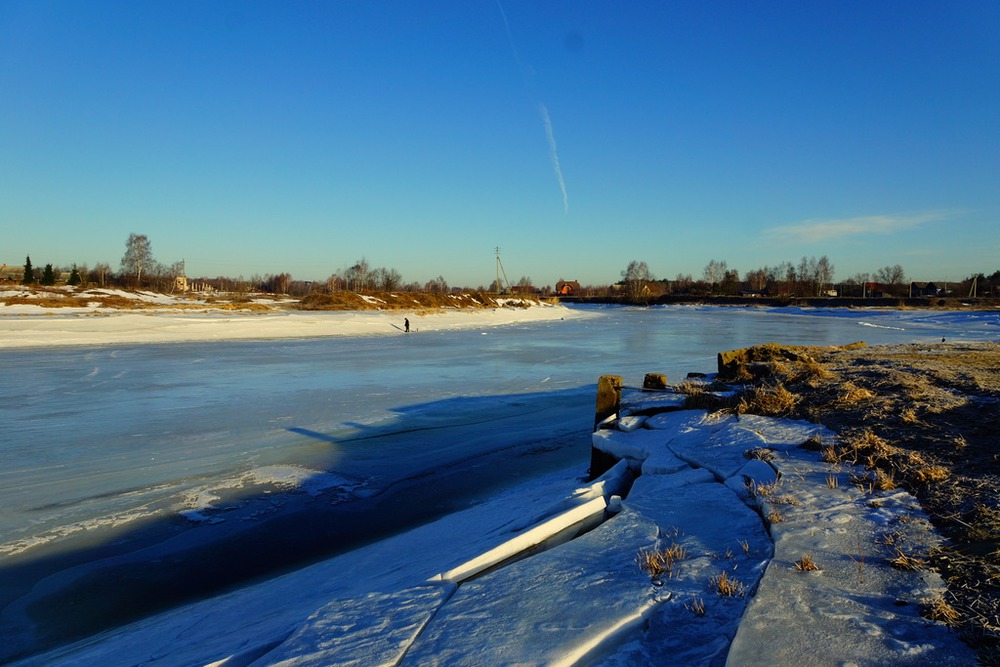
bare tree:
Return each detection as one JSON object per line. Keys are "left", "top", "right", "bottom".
{"left": 425, "top": 275, "right": 449, "bottom": 293}
{"left": 703, "top": 259, "right": 727, "bottom": 288}
{"left": 371, "top": 267, "right": 403, "bottom": 291}
{"left": 874, "top": 264, "right": 906, "bottom": 286}
{"left": 673, "top": 273, "right": 694, "bottom": 293}
{"left": 720, "top": 269, "right": 741, "bottom": 295}
{"left": 621, "top": 260, "right": 653, "bottom": 299}
{"left": 261, "top": 273, "right": 292, "bottom": 294}
{"left": 816, "top": 256, "right": 835, "bottom": 295}
{"left": 344, "top": 258, "right": 370, "bottom": 291}
{"left": 744, "top": 268, "right": 768, "bottom": 292}
{"left": 121, "top": 233, "right": 154, "bottom": 287}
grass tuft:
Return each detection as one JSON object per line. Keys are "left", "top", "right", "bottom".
{"left": 911, "top": 466, "right": 950, "bottom": 486}
{"left": 837, "top": 382, "right": 875, "bottom": 404}
{"left": 736, "top": 383, "right": 797, "bottom": 417}
{"left": 921, "top": 596, "right": 961, "bottom": 626}
{"left": 685, "top": 596, "right": 707, "bottom": 617}
{"left": 710, "top": 571, "right": 746, "bottom": 597}
{"left": 636, "top": 543, "right": 687, "bottom": 580}
{"left": 794, "top": 554, "right": 820, "bottom": 571}
{"left": 889, "top": 547, "right": 927, "bottom": 571}
{"left": 744, "top": 447, "right": 776, "bottom": 462}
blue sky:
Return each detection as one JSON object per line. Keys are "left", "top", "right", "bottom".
{"left": 2, "top": 1, "right": 997, "bottom": 288}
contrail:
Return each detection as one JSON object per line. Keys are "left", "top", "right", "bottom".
{"left": 539, "top": 103, "right": 569, "bottom": 214}
{"left": 497, "top": 0, "right": 569, "bottom": 214}
{"left": 495, "top": 0, "right": 522, "bottom": 68}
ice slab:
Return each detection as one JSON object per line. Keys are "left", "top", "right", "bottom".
{"left": 401, "top": 507, "right": 665, "bottom": 666}
{"left": 255, "top": 585, "right": 454, "bottom": 667}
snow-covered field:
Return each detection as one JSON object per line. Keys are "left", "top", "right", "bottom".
{"left": 1, "top": 299, "right": 996, "bottom": 664}
{"left": 0, "top": 287, "right": 583, "bottom": 348}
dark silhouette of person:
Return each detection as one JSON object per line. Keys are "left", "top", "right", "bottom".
{"left": 404, "top": 318, "right": 410, "bottom": 333}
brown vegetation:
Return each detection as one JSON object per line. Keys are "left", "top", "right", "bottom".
{"left": 295, "top": 290, "right": 535, "bottom": 311}
{"left": 1, "top": 286, "right": 540, "bottom": 313}
{"left": 728, "top": 341, "right": 1000, "bottom": 661}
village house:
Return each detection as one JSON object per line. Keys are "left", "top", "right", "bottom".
{"left": 909, "top": 281, "right": 940, "bottom": 297}
{"left": 555, "top": 279, "right": 580, "bottom": 296}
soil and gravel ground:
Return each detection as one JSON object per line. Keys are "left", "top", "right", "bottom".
{"left": 717, "top": 341, "right": 1000, "bottom": 664}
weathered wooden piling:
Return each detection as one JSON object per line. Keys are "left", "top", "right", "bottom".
{"left": 642, "top": 373, "right": 668, "bottom": 390}
{"left": 594, "top": 375, "right": 622, "bottom": 430}
{"left": 590, "top": 375, "right": 622, "bottom": 479}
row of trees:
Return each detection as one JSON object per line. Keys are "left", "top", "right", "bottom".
{"left": 13, "top": 233, "right": 998, "bottom": 299}
{"left": 20, "top": 256, "right": 86, "bottom": 286}
{"left": 621, "top": 256, "right": 841, "bottom": 298}
{"left": 619, "top": 257, "right": 949, "bottom": 299}
{"left": 18, "top": 234, "right": 184, "bottom": 292}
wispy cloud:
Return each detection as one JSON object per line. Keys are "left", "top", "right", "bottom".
{"left": 539, "top": 104, "right": 569, "bottom": 214}
{"left": 764, "top": 211, "right": 956, "bottom": 244}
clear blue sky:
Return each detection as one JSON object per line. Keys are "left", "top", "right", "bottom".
{"left": 2, "top": 1, "right": 998, "bottom": 288}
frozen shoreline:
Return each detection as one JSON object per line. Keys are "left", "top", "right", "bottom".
{"left": 0, "top": 300, "right": 588, "bottom": 349}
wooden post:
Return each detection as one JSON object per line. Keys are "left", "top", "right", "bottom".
{"left": 642, "top": 373, "right": 668, "bottom": 390}
{"left": 590, "top": 375, "right": 623, "bottom": 480}
{"left": 594, "top": 375, "right": 622, "bottom": 431}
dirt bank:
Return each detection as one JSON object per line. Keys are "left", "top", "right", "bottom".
{"left": 720, "top": 341, "right": 1000, "bottom": 663}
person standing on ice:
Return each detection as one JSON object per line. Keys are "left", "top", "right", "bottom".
{"left": 404, "top": 318, "right": 410, "bottom": 333}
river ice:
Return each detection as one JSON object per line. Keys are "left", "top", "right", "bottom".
{"left": 0, "top": 303, "right": 996, "bottom": 662}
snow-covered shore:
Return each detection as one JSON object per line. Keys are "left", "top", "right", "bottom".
{"left": 0, "top": 290, "right": 588, "bottom": 349}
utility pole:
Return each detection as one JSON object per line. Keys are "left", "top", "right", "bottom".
{"left": 494, "top": 247, "right": 511, "bottom": 294}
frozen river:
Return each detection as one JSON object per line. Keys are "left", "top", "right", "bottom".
{"left": 1, "top": 304, "right": 997, "bottom": 657}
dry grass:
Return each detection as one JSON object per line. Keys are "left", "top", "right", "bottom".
{"left": 296, "top": 290, "right": 532, "bottom": 311}
{"left": 745, "top": 478, "right": 800, "bottom": 508}
{"left": 794, "top": 554, "right": 821, "bottom": 571}
{"left": 849, "top": 469, "right": 897, "bottom": 492}
{"left": 678, "top": 381, "right": 740, "bottom": 410}
{"left": 736, "top": 383, "right": 797, "bottom": 417}
{"left": 744, "top": 447, "right": 776, "bottom": 462}
{"left": 1, "top": 285, "right": 546, "bottom": 314}
{"left": 799, "top": 434, "right": 825, "bottom": 451}
{"left": 888, "top": 547, "right": 927, "bottom": 571}
{"left": 710, "top": 571, "right": 746, "bottom": 597}
{"left": 837, "top": 382, "right": 876, "bottom": 404}
{"left": 912, "top": 466, "right": 950, "bottom": 485}
{"left": 685, "top": 597, "right": 707, "bottom": 617}
{"left": 770, "top": 341, "right": 1000, "bottom": 660}
{"left": 636, "top": 543, "right": 688, "bottom": 580}
{"left": 820, "top": 445, "right": 844, "bottom": 464}
{"left": 825, "top": 474, "right": 839, "bottom": 489}
{"left": 922, "top": 596, "right": 962, "bottom": 626}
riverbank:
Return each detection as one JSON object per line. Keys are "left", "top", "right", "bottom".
{"left": 562, "top": 293, "right": 1000, "bottom": 310}
{"left": 713, "top": 340, "right": 1000, "bottom": 662}
{"left": 0, "top": 286, "right": 585, "bottom": 348}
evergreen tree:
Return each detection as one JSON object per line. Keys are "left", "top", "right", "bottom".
{"left": 41, "top": 264, "right": 56, "bottom": 286}
{"left": 22, "top": 256, "right": 35, "bottom": 284}
{"left": 68, "top": 264, "right": 82, "bottom": 286}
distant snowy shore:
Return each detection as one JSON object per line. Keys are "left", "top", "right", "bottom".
{"left": 0, "top": 288, "right": 589, "bottom": 348}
